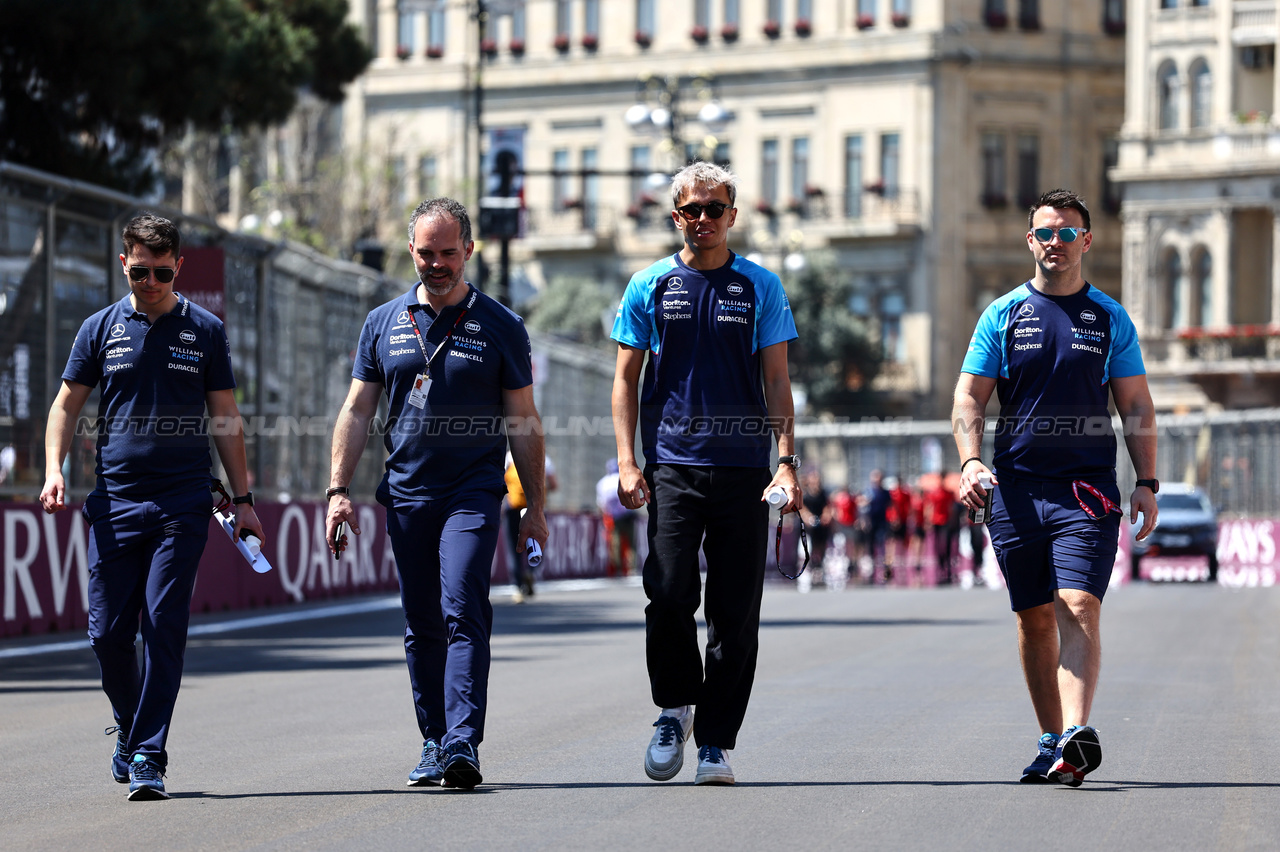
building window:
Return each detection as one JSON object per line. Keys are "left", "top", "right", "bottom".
{"left": 892, "top": 0, "right": 911, "bottom": 27}
{"left": 1158, "top": 61, "right": 1180, "bottom": 130}
{"left": 762, "top": 138, "right": 779, "bottom": 208}
{"left": 1164, "top": 250, "right": 1185, "bottom": 329}
{"left": 389, "top": 155, "right": 407, "bottom": 211}
{"left": 1189, "top": 60, "right": 1212, "bottom": 127}
{"left": 637, "top": 0, "right": 655, "bottom": 43}
{"left": 981, "top": 132, "right": 1007, "bottom": 207}
{"left": 1102, "top": 0, "right": 1125, "bottom": 34}
{"left": 397, "top": 7, "right": 417, "bottom": 55}
{"left": 1102, "top": 138, "right": 1121, "bottom": 213}
{"left": 553, "top": 148, "right": 571, "bottom": 210}
{"left": 880, "top": 289, "right": 906, "bottom": 362}
{"left": 1160, "top": 0, "right": 1177, "bottom": 9}
{"left": 1018, "top": 0, "right": 1040, "bottom": 30}
{"left": 880, "top": 132, "right": 900, "bottom": 199}
{"left": 629, "top": 145, "right": 651, "bottom": 202}
{"left": 984, "top": 0, "right": 1009, "bottom": 28}
{"left": 511, "top": 3, "right": 526, "bottom": 44}
{"left": 714, "top": 141, "right": 731, "bottom": 167}
{"left": 790, "top": 137, "right": 810, "bottom": 213}
{"left": 767, "top": 0, "right": 783, "bottom": 24}
{"left": 857, "top": 0, "right": 875, "bottom": 28}
{"left": 1016, "top": 133, "right": 1039, "bottom": 208}
{"left": 427, "top": 8, "right": 446, "bottom": 56}
{"left": 1190, "top": 0, "right": 1209, "bottom": 7}
{"left": 844, "top": 134, "right": 863, "bottom": 218}
{"left": 1193, "top": 248, "right": 1213, "bottom": 326}
{"left": 419, "top": 155, "right": 438, "bottom": 199}
{"left": 556, "top": 0, "right": 572, "bottom": 38}
{"left": 582, "top": 148, "right": 599, "bottom": 228}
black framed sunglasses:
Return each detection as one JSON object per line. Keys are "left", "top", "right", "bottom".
{"left": 675, "top": 201, "right": 730, "bottom": 221}
{"left": 127, "top": 265, "right": 177, "bottom": 283}
{"left": 775, "top": 514, "right": 810, "bottom": 580}
{"left": 1032, "top": 227, "right": 1088, "bottom": 244}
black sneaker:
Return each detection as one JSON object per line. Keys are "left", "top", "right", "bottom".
{"left": 106, "top": 726, "right": 130, "bottom": 784}
{"left": 441, "top": 741, "right": 482, "bottom": 790}
{"left": 1047, "top": 725, "right": 1102, "bottom": 787}
{"left": 127, "top": 754, "right": 168, "bottom": 801}
{"left": 1019, "top": 732, "right": 1059, "bottom": 783}
{"left": 408, "top": 740, "right": 444, "bottom": 786}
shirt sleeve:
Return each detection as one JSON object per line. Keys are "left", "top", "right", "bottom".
{"left": 501, "top": 317, "right": 535, "bottom": 391}
{"left": 203, "top": 323, "right": 236, "bottom": 391}
{"left": 62, "top": 318, "right": 101, "bottom": 388}
{"left": 610, "top": 275, "right": 655, "bottom": 350}
{"left": 754, "top": 271, "right": 799, "bottom": 351}
{"left": 352, "top": 312, "right": 383, "bottom": 383}
{"left": 960, "top": 302, "right": 1005, "bottom": 378}
{"left": 1105, "top": 302, "right": 1146, "bottom": 380}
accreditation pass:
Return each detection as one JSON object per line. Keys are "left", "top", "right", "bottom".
{"left": 407, "top": 371, "right": 432, "bottom": 408}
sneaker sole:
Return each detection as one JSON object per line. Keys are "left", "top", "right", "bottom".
{"left": 406, "top": 776, "right": 443, "bottom": 787}
{"left": 1048, "top": 730, "right": 1102, "bottom": 787}
{"left": 645, "top": 750, "right": 685, "bottom": 782}
{"left": 127, "top": 785, "right": 169, "bottom": 801}
{"left": 442, "top": 761, "right": 483, "bottom": 790}
{"left": 1018, "top": 770, "right": 1051, "bottom": 783}
{"left": 694, "top": 769, "right": 735, "bottom": 786}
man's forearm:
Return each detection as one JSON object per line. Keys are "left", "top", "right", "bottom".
{"left": 508, "top": 431, "right": 546, "bottom": 511}
{"left": 1121, "top": 406, "right": 1158, "bottom": 480}
{"left": 612, "top": 379, "right": 641, "bottom": 468}
{"left": 763, "top": 375, "right": 795, "bottom": 457}
{"left": 44, "top": 405, "right": 73, "bottom": 478}
{"left": 330, "top": 405, "right": 372, "bottom": 488}
{"left": 951, "top": 395, "right": 985, "bottom": 461}
{"left": 211, "top": 429, "right": 250, "bottom": 496}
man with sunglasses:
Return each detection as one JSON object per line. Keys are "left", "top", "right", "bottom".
{"left": 952, "top": 189, "right": 1158, "bottom": 787}
{"left": 611, "top": 161, "right": 800, "bottom": 785}
{"left": 40, "top": 213, "right": 263, "bottom": 800}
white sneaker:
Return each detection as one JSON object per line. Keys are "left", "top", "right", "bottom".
{"left": 644, "top": 708, "right": 693, "bottom": 781}
{"left": 694, "top": 745, "right": 735, "bottom": 785}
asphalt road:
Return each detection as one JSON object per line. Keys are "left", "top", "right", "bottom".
{"left": 2, "top": 579, "right": 1278, "bottom": 852}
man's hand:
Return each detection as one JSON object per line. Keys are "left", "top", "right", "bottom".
{"left": 232, "top": 504, "right": 266, "bottom": 546}
{"left": 39, "top": 473, "right": 67, "bottom": 514}
{"left": 516, "top": 506, "right": 549, "bottom": 554}
{"left": 1130, "top": 485, "right": 1158, "bottom": 542}
{"left": 617, "top": 460, "right": 650, "bottom": 510}
{"left": 762, "top": 464, "right": 801, "bottom": 514}
{"left": 326, "top": 495, "right": 362, "bottom": 556}
{"left": 959, "top": 462, "right": 997, "bottom": 514}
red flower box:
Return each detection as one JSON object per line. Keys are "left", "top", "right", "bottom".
{"left": 857, "top": 14, "right": 875, "bottom": 30}
{"left": 763, "top": 20, "right": 781, "bottom": 38}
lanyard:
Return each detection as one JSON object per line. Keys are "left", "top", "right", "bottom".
{"left": 407, "top": 287, "right": 478, "bottom": 377}
{"left": 1072, "top": 480, "right": 1121, "bottom": 519}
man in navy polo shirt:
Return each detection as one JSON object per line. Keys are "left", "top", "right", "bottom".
{"left": 40, "top": 213, "right": 262, "bottom": 801}
{"left": 325, "top": 198, "right": 547, "bottom": 790}
{"left": 952, "top": 189, "right": 1158, "bottom": 787}
{"left": 612, "top": 162, "right": 800, "bottom": 785}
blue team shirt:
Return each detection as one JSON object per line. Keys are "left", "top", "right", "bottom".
{"left": 353, "top": 284, "right": 533, "bottom": 502}
{"left": 961, "top": 281, "right": 1146, "bottom": 481}
{"left": 63, "top": 294, "right": 236, "bottom": 498}
{"left": 611, "top": 252, "right": 798, "bottom": 468}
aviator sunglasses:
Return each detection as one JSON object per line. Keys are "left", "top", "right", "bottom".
{"left": 675, "top": 201, "right": 730, "bottom": 221}
{"left": 127, "top": 265, "right": 177, "bottom": 284}
{"left": 1032, "top": 227, "right": 1088, "bottom": 243}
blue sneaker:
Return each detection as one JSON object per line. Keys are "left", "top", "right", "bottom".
{"left": 693, "top": 745, "right": 735, "bottom": 785}
{"left": 106, "top": 726, "right": 129, "bottom": 784}
{"left": 1019, "top": 732, "right": 1059, "bottom": 783}
{"left": 1048, "top": 725, "right": 1102, "bottom": 787}
{"left": 408, "top": 740, "right": 444, "bottom": 786}
{"left": 127, "top": 754, "right": 168, "bottom": 801}
{"left": 441, "top": 741, "right": 482, "bottom": 790}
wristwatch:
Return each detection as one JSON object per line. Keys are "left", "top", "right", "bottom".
{"left": 326, "top": 486, "right": 350, "bottom": 500}
{"left": 1136, "top": 479, "right": 1159, "bottom": 494}
{"left": 231, "top": 491, "right": 255, "bottom": 507}
{"left": 778, "top": 454, "right": 801, "bottom": 470}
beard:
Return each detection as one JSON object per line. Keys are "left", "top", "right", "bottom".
{"left": 418, "top": 265, "right": 463, "bottom": 297}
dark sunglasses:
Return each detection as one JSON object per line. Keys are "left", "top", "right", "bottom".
{"left": 675, "top": 201, "right": 730, "bottom": 221}
{"left": 128, "top": 265, "right": 176, "bottom": 283}
{"left": 1032, "top": 227, "right": 1088, "bottom": 243}
{"left": 775, "top": 514, "right": 810, "bottom": 580}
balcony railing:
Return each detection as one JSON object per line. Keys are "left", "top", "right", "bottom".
{"left": 1234, "top": 0, "right": 1276, "bottom": 32}
{"left": 1144, "top": 324, "right": 1280, "bottom": 369}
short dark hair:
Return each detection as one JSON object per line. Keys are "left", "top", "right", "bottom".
{"left": 1028, "top": 189, "right": 1091, "bottom": 232}
{"left": 121, "top": 213, "right": 181, "bottom": 258}
{"left": 407, "top": 198, "right": 472, "bottom": 246}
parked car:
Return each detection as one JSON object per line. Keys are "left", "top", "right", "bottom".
{"left": 1131, "top": 483, "right": 1220, "bottom": 581}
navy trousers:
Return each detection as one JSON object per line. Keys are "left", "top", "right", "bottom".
{"left": 385, "top": 489, "right": 501, "bottom": 748}
{"left": 83, "top": 488, "right": 210, "bottom": 768}
{"left": 642, "top": 464, "right": 770, "bottom": 750}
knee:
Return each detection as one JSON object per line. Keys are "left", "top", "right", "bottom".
{"left": 1016, "top": 604, "right": 1057, "bottom": 642}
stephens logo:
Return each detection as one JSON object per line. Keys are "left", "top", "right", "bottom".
{"left": 109, "top": 323, "right": 126, "bottom": 338}
{"left": 727, "top": 283, "right": 744, "bottom": 296}
{"left": 179, "top": 330, "right": 197, "bottom": 345}
{"left": 464, "top": 320, "right": 482, "bottom": 335}
{"left": 1019, "top": 303, "right": 1035, "bottom": 317}
{"left": 397, "top": 310, "right": 411, "bottom": 325}
{"left": 1080, "top": 309, "right": 1097, "bottom": 324}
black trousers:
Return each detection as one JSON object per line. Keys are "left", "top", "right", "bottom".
{"left": 643, "top": 463, "right": 770, "bottom": 749}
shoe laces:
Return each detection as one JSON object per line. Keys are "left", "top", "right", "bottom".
{"left": 105, "top": 726, "right": 128, "bottom": 754}
{"left": 131, "top": 758, "right": 164, "bottom": 782}
{"left": 417, "top": 741, "right": 441, "bottom": 770}
{"left": 653, "top": 716, "right": 686, "bottom": 748}
{"left": 699, "top": 745, "right": 726, "bottom": 765}
{"left": 1037, "top": 733, "right": 1058, "bottom": 756}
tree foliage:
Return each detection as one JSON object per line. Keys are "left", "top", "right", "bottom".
{"left": 523, "top": 277, "right": 620, "bottom": 348}
{"left": 0, "top": 0, "right": 371, "bottom": 193}
{"left": 785, "top": 254, "right": 883, "bottom": 417}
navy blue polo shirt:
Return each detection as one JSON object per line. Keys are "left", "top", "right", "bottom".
{"left": 353, "top": 284, "right": 533, "bottom": 502}
{"left": 961, "top": 281, "right": 1145, "bottom": 481}
{"left": 63, "top": 294, "right": 236, "bottom": 498}
{"left": 610, "top": 252, "right": 797, "bottom": 468}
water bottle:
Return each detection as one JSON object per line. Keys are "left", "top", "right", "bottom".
{"left": 766, "top": 486, "right": 788, "bottom": 508}
{"left": 969, "top": 473, "right": 994, "bottom": 524}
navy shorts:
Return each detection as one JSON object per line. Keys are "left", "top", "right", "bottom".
{"left": 987, "top": 476, "right": 1122, "bottom": 612}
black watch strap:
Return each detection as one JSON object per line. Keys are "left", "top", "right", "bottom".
{"left": 778, "top": 454, "right": 800, "bottom": 469}
{"left": 231, "top": 491, "right": 254, "bottom": 507}
{"left": 326, "top": 486, "right": 350, "bottom": 501}
{"left": 1136, "top": 478, "right": 1159, "bottom": 494}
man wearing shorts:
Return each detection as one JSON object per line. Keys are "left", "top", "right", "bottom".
{"left": 952, "top": 189, "right": 1158, "bottom": 787}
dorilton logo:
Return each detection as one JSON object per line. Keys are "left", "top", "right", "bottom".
{"left": 727, "top": 283, "right": 744, "bottom": 296}
{"left": 1080, "top": 310, "right": 1097, "bottom": 324}
{"left": 464, "top": 320, "right": 482, "bottom": 335}
{"left": 179, "top": 330, "right": 197, "bottom": 344}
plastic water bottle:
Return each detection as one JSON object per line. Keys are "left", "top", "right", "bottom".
{"left": 766, "top": 486, "right": 788, "bottom": 509}
{"left": 969, "top": 473, "right": 994, "bottom": 524}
